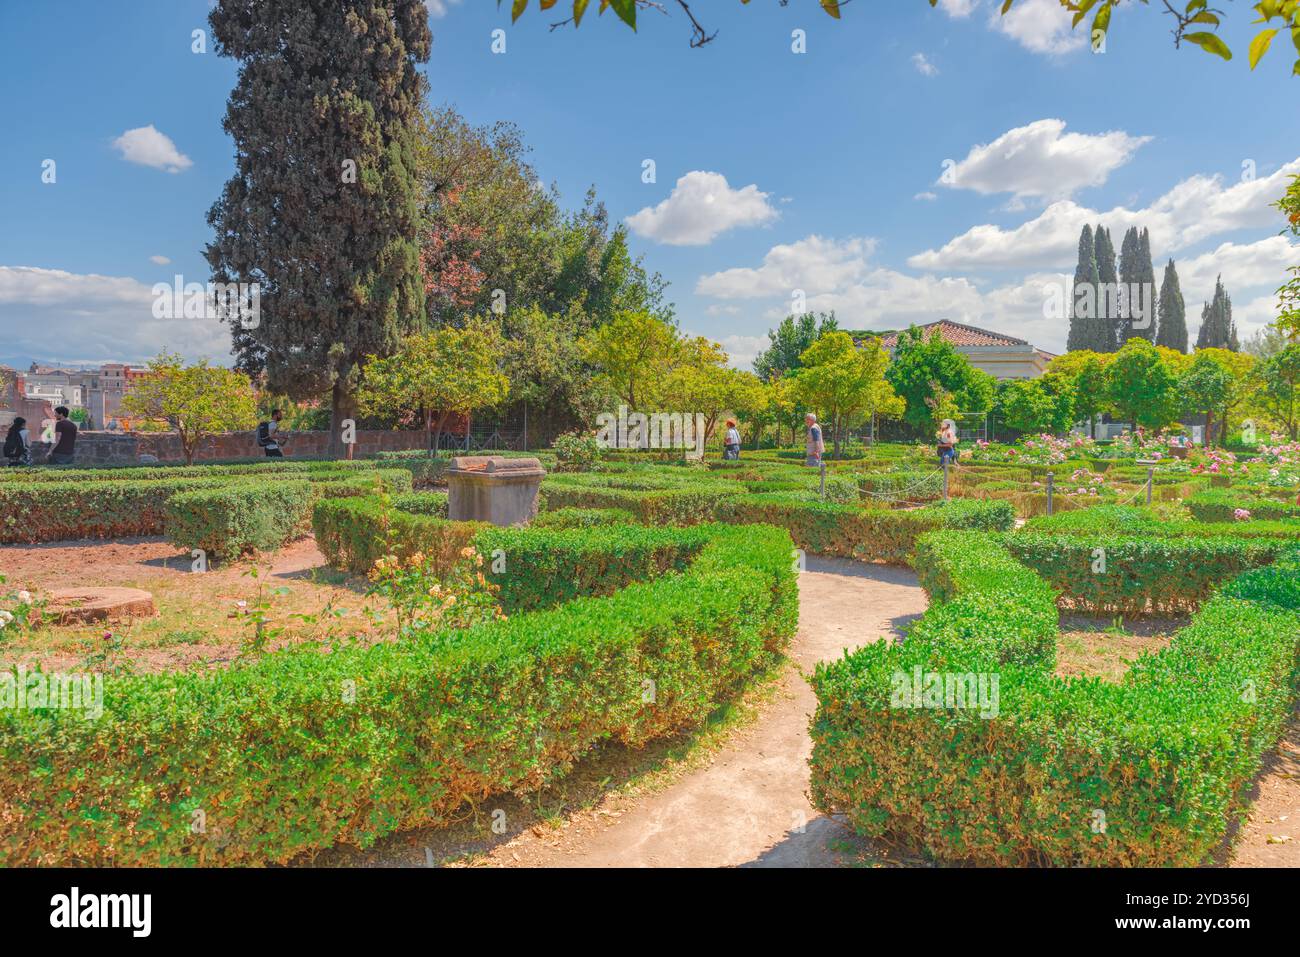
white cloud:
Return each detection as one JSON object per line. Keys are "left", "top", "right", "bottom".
{"left": 934, "top": 0, "right": 1086, "bottom": 57}
{"left": 912, "top": 53, "right": 939, "bottom": 76}
{"left": 423, "top": 0, "right": 463, "bottom": 17}
{"left": 940, "top": 119, "right": 1150, "bottom": 202}
{"left": 625, "top": 171, "right": 777, "bottom": 246}
{"left": 149, "top": 255, "right": 171, "bottom": 266}
{"left": 990, "top": 0, "right": 1086, "bottom": 55}
{"left": 0, "top": 265, "right": 229, "bottom": 364}
{"left": 936, "top": 0, "right": 978, "bottom": 17}
{"left": 910, "top": 158, "right": 1300, "bottom": 271}
{"left": 695, "top": 235, "right": 875, "bottom": 299}
{"left": 914, "top": 191, "right": 939, "bottom": 202}
{"left": 695, "top": 231, "right": 1297, "bottom": 356}
{"left": 111, "top": 125, "right": 193, "bottom": 174}
{"left": 714, "top": 334, "right": 769, "bottom": 372}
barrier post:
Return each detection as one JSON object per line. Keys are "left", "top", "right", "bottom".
{"left": 943, "top": 460, "right": 950, "bottom": 501}
{"left": 1146, "top": 467, "right": 1154, "bottom": 506}
{"left": 1046, "top": 471, "right": 1054, "bottom": 516}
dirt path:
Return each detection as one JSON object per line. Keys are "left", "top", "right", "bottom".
{"left": 480, "top": 557, "right": 927, "bottom": 868}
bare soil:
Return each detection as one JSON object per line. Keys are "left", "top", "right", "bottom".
{"left": 0, "top": 536, "right": 389, "bottom": 673}
{"left": 1055, "top": 613, "right": 1182, "bottom": 682}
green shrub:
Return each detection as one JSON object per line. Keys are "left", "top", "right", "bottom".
{"left": 714, "top": 494, "right": 1014, "bottom": 565}
{"left": 165, "top": 482, "right": 316, "bottom": 562}
{"left": 1006, "top": 532, "right": 1284, "bottom": 615}
{"left": 389, "top": 491, "right": 449, "bottom": 517}
{"left": 810, "top": 533, "right": 1300, "bottom": 866}
{"left": 311, "top": 496, "right": 482, "bottom": 577}
{"left": 532, "top": 507, "right": 635, "bottom": 529}
{"left": 1187, "top": 488, "right": 1300, "bottom": 523}
{"left": 0, "top": 466, "right": 412, "bottom": 544}
{"left": 478, "top": 524, "right": 710, "bottom": 613}
{"left": 0, "top": 523, "right": 797, "bottom": 865}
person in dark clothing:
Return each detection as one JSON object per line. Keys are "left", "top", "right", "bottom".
{"left": 49, "top": 407, "right": 77, "bottom": 465}
{"left": 256, "top": 409, "right": 285, "bottom": 457}
{"left": 4, "top": 417, "right": 32, "bottom": 466}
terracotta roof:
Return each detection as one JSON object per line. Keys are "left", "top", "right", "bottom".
{"left": 871, "top": 320, "right": 1030, "bottom": 349}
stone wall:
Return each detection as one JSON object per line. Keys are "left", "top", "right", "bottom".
{"left": 27, "top": 429, "right": 449, "bottom": 465}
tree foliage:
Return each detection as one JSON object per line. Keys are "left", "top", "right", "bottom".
{"left": 205, "top": 0, "right": 432, "bottom": 458}
{"left": 886, "top": 326, "right": 994, "bottom": 430}
{"left": 122, "top": 354, "right": 258, "bottom": 465}
{"left": 793, "top": 333, "right": 902, "bottom": 457}
{"left": 357, "top": 321, "right": 510, "bottom": 450}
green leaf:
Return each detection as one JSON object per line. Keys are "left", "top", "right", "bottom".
{"left": 821, "top": 0, "right": 842, "bottom": 18}
{"left": 1249, "top": 28, "right": 1279, "bottom": 68}
{"left": 573, "top": 0, "right": 589, "bottom": 27}
{"left": 512, "top": 0, "right": 527, "bottom": 23}
{"left": 1184, "top": 31, "right": 1233, "bottom": 60}
{"left": 608, "top": 0, "right": 636, "bottom": 30}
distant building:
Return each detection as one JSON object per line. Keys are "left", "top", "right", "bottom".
{"left": 7, "top": 362, "right": 149, "bottom": 429}
{"left": 860, "top": 320, "right": 1055, "bottom": 380}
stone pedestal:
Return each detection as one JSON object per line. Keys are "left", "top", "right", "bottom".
{"left": 445, "top": 456, "right": 546, "bottom": 526}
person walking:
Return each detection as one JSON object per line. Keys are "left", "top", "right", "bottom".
{"left": 805, "top": 412, "right": 824, "bottom": 467}
{"left": 48, "top": 406, "right": 77, "bottom": 465}
{"left": 256, "top": 409, "right": 285, "bottom": 457}
{"left": 936, "top": 418, "right": 959, "bottom": 466}
{"left": 722, "top": 419, "right": 741, "bottom": 461}
{"left": 3, "top": 417, "right": 32, "bottom": 467}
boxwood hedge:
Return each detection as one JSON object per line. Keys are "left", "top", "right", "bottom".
{"left": 0, "top": 521, "right": 797, "bottom": 865}
{"left": 0, "top": 467, "right": 411, "bottom": 544}
{"left": 810, "top": 531, "right": 1300, "bottom": 866}
{"left": 164, "top": 481, "right": 317, "bottom": 563}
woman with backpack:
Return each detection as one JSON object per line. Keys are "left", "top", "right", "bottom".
{"left": 4, "top": 417, "right": 31, "bottom": 467}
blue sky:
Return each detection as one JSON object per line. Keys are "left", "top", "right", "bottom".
{"left": 0, "top": 0, "right": 1296, "bottom": 370}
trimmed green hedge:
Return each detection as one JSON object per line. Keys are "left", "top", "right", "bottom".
{"left": 165, "top": 482, "right": 316, "bottom": 562}
{"left": 0, "top": 522, "right": 797, "bottom": 865}
{"left": 0, "top": 458, "right": 384, "bottom": 484}
{"left": 811, "top": 532, "right": 1300, "bottom": 866}
{"left": 478, "top": 524, "right": 710, "bottom": 613}
{"left": 532, "top": 506, "right": 636, "bottom": 529}
{"left": 0, "top": 468, "right": 410, "bottom": 544}
{"left": 1006, "top": 532, "right": 1285, "bottom": 615}
{"left": 1187, "top": 488, "right": 1300, "bottom": 523}
{"left": 715, "top": 494, "right": 1015, "bottom": 565}
{"left": 312, "top": 495, "right": 482, "bottom": 577}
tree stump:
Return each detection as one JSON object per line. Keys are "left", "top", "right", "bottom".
{"left": 46, "top": 587, "right": 157, "bottom": 626}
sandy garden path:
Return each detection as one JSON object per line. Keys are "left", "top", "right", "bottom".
{"left": 479, "top": 557, "right": 927, "bottom": 868}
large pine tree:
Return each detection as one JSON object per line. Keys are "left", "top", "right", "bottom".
{"left": 1094, "top": 225, "right": 1119, "bottom": 352}
{"left": 205, "top": 0, "right": 432, "bottom": 457}
{"left": 1155, "top": 259, "right": 1188, "bottom": 352}
{"left": 1196, "top": 276, "right": 1237, "bottom": 350}
{"left": 1066, "top": 225, "right": 1098, "bottom": 352}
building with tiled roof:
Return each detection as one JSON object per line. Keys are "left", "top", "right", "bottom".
{"left": 858, "top": 319, "right": 1054, "bottom": 380}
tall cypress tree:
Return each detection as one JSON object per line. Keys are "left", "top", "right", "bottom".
{"left": 1156, "top": 259, "right": 1188, "bottom": 352}
{"left": 205, "top": 0, "right": 432, "bottom": 457}
{"left": 1117, "top": 226, "right": 1141, "bottom": 344}
{"left": 1136, "top": 228, "right": 1158, "bottom": 342}
{"left": 1196, "top": 276, "right": 1236, "bottom": 350}
{"left": 1067, "top": 224, "right": 1098, "bottom": 352}
{"left": 1094, "top": 225, "right": 1119, "bottom": 352}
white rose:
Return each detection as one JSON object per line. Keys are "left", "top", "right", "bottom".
{"left": 0, "top": 610, "right": 13, "bottom": 623}
{"left": 16, "top": 590, "right": 31, "bottom": 604}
